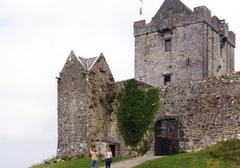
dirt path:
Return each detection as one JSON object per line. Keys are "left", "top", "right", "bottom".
{"left": 100, "top": 155, "right": 164, "bottom": 168}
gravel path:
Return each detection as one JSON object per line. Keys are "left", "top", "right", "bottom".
{"left": 100, "top": 155, "right": 164, "bottom": 168}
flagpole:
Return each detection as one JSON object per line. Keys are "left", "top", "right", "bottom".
{"left": 139, "top": 0, "right": 143, "bottom": 15}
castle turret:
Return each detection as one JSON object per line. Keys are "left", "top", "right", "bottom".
{"left": 134, "top": 0, "right": 235, "bottom": 87}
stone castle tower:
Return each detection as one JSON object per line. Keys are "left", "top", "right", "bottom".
{"left": 57, "top": 0, "right": 240, "bottom": 157}
{"left": 135, "top": 0, "right": 235, "bottom": 87}
{"left": 57, "top": 52, "right": 116, "bottom": 156}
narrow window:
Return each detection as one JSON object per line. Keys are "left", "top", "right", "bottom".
{"left": 186, "top": 58, "right": 190, "bottom": 67}
{"left": 99, "top": 68, "right": 105, "bottom": 73}
{"left": 220, "top": 45, "right": 223, "bottom": 58}
{"left": 164, "top": 74, "right": 171, "bottom": 85}
{"left": 165, "top": 39, "right": 172, "bottom": 52}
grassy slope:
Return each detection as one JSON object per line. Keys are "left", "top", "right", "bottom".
{"left": 134, "top": 139, "right": 240, "bottom": 168}
{"left": 32, "top": 157, "right": 126, "bottom": 168}
{"left": 32, "top": 139, "right": 240, "bottom": 168}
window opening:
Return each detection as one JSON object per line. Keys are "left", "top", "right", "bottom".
{"left": 165, "top": 39, "right": 172, "bottom": 52}
{"left": 164, "top": 74, "right": 171, "bottom": 85}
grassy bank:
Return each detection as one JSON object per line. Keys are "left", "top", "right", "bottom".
{"left": 32, "top": 139, "right": 240, "bottom": 168}
{"left": 134, "top": 139, "right": 240, "bottom": 168}
{"left": 32, "top": 156, "right": 126, "bottom": 168}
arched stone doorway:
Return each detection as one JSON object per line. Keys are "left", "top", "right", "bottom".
{"left": 155, "top": 118, "right": 183, "bottom": 155}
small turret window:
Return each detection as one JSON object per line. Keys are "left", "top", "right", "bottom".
{"left": 186, "top": 58, "right": 190, "bottom": 67}
{"left": 165, "top": 39, "right": 172, "bottom": 52}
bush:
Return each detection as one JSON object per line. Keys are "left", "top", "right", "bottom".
{"left": 116, "top": 79, "right": 159, "bottom": 147}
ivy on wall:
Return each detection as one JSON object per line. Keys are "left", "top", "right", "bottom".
{"left": 116, "top": 79, "right": 160, "bottom": 147}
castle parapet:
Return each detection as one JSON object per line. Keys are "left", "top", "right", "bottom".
{"left": 134, "top": 4, "right": 235, "bottom": 48}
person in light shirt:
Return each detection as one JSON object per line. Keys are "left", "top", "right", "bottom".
{"left": 104, "top": 146, "right": 113, "bottom": 168}
{"left": 90, "top": 146, "right": 99, "bottom": 168}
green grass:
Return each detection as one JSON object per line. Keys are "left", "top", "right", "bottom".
{"left": 32, "top": 156, "right": 126, "bottom": 168}
{"left": 32, "top": 139, "right": 240, "bottom": 168}
{"left": 134, "top": 139, "right": 240, "bottom": 168}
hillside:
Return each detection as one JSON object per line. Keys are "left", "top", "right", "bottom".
{"left": 32, "top": 139, "right": 240, "bottom": 168}
{"left": 134, "top": 139, "right": 240, "bottom": 168}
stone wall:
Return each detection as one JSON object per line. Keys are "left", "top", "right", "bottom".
{"left": 57, "top": 52, "right": 117, "bottom": 157}
{"left": 57, "top": 52, "right": 89, "bottom": 156}
{"left": 205, "top": 24, "right": 235, "bottom": 76}
{"left": 57, "top": 52, "right": 240, "bottom": 156}
{"left": 87, "top": 55, "right": 115, "bottom": 143}
{"left": 159, "top": 72, "right": 240, "bottom": 151}
{"left": 135, "top": 22, "right": 205, "bottom": 87}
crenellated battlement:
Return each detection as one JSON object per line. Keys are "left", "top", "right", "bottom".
{"left": 134, "top": 4, "right": 235, "bottom": 48}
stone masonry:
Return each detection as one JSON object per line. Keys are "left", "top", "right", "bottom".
{"left": 159, "top": 73, "right": 240, "bottom": 152}
{"left": 134, "top": 0, "right": 235, "bottom": 87}
{"left": 57, "top": 0, "right": 239, "bottom": 157}
{"left": 57, "top": 51, "right": 116, "bottom": 156}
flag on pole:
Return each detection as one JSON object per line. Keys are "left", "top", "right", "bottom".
{"left": 140, "top": 6, "right": 143, "bottom": 15}
{"left": 139, "top": 0, "right": 143, "bottom": 15}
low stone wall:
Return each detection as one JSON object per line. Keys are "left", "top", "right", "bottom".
{"left": 159, "top": 72, "right": 240, "bottom": 151}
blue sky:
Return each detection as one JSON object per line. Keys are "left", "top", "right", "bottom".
{"left": 0, "top": 0, "right": 239, "bottom": 167}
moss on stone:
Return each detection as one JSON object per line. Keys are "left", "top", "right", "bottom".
{"left": 116, "top": 79, "right": 159, "bottom": 149}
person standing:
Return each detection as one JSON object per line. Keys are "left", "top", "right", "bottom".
{"left": 104, "top": 146, "right": 113, "bottom": 168}
{"left": 90, "top": 146, "right": 98, "bottom": 168}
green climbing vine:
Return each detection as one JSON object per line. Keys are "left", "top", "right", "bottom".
{"left": 116, "top": 79, "right": 160, "bottom": 147}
